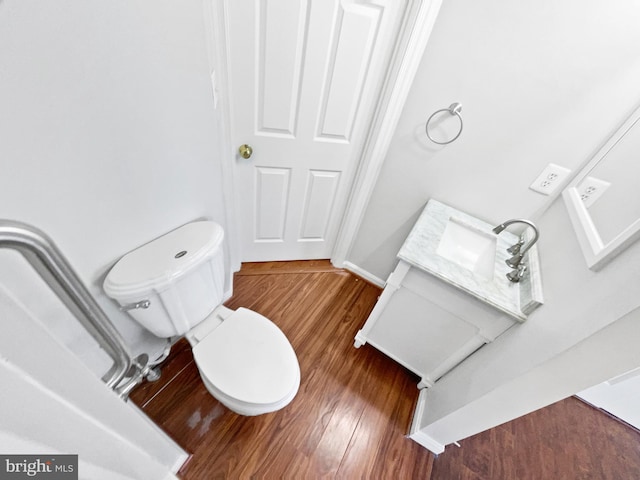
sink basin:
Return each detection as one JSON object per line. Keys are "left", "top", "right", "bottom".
{"left": 436, "top": 217, "right": 497, "bottom": 280}
{"left": 398, "top": 199, "right": 543, "bottom": 320}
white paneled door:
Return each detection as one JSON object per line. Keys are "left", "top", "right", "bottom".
{"left": 226, "top": 0, "right": 407, "bottom": 261}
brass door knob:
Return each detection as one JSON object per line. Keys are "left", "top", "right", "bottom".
{"left": 238, "top": 144, "right": 253, "bottom": 159}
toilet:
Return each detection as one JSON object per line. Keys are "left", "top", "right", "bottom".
{"left": 103, "top": 221, "right": 300, "bottom": 416}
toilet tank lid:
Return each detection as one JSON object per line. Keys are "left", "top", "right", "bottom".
{"left": 103, "top": 221, "right": 224, "bottom": 298}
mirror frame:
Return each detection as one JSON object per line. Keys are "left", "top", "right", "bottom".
{"left": 563, "top": 105, "right": 640, "bottom": 271}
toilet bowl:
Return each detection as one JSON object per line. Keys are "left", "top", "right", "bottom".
{"left": 191, "top": 307, "right": 299, "bottom": 416}
{"left": 103, "top": 221, "right": 300, "bottom": 416}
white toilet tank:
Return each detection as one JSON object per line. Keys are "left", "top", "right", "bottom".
{"left": 103, "top": 221, "right": 226, "bottom": 338}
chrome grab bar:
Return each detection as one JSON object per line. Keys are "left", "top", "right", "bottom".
{"left": 0, "top": 220, "right": 131, "bottom": 390}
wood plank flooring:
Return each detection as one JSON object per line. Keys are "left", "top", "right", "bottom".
{"left": 131, "top": 260, "right": 640, "bottom": 479}
{"left": 430, "top": 396, "right": 640, "bottom": 480}
{"left": 130, "top": 261, "right": 434, "bottom": 479}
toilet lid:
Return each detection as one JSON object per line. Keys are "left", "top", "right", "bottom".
{"left": 192, "top": 308, "right": 299, "bottom": 405}
{"left": 104, "top": 221, "right": 224, "bottom": 298}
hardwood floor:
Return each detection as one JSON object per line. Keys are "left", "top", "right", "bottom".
{"left": 430, "top": 396, "right": 640, "bottom": 480}
{"left": 131, "top": 261, "right": 640, "bottom": 479}
{"left": 130, "top": 261, "right": 434, "bottom": 479}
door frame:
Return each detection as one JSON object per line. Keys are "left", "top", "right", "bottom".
{"left": 204, "top": 0, "right": 443, "bottom": 273}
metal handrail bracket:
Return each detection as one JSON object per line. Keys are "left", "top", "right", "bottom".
{"left": 0, "top": 220, "right": 131, "bottom": 390}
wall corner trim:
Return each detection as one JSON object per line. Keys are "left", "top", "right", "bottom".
{"left": 409, "top": 430, "right": 446, "bottom": 455}
{"left": 408, "top": 387, "right": 446, "bottom": 454}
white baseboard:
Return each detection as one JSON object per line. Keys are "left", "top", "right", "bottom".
{"left": 408, "top": 389, "right": 446, "bottom": 455}
{"left": 342, "top": 261, "right": 385, "bottom": 288}
{"left": 409, "top": 430, "right": 446, "bottom": 455}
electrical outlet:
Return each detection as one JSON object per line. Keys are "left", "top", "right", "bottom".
{"left": 529, "top": 163, "right": 572, "bottom": 195}
{"left": 576, "top": 176, "right": 611, "bottom": 208}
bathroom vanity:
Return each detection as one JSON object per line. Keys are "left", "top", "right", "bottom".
{"left": 354, "top": 200, "right": 543, "bottom": 388}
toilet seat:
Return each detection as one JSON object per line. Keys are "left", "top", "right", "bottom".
{"left": 191, "top": 308, "right": 300, "bottom": 416}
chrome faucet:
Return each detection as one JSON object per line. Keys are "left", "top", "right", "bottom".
{"left": 492, "top": 219, "right": 539, "bottom": 282}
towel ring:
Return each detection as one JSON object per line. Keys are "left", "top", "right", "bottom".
{"left": 425, "top": 103, "right": 463, "bottom": 145}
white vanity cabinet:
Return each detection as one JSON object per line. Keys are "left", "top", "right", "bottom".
{"left": 354, "top": 199, "right": 543, "bottom": 388}
{"left": 354, "top": 260, "right": 516, "bottom": 388}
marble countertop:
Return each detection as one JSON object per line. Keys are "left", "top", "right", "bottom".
{"left": 397, "top": 200, "right": 543, "bottom": 321}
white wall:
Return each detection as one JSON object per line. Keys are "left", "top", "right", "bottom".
{"left": 0, "top": 0, "right": 229, "bottom": 376}
{"left": 578, "top": 367, "right": 640, "bottom": 431}
{"left": 343, "top": 0, "right": 640, "bottom": 447}
{"left": 349, "top": 0, "right": 640, "bottom": 280}
{"left": 0, "top": 284, "right": 187, "bottom": 479}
